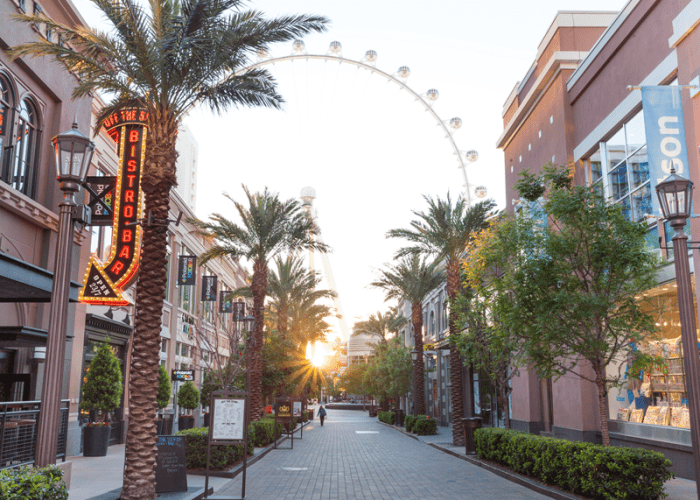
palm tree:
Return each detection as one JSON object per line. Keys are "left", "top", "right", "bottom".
{"left": 268, "top": 254, "right": 336, "bottom": 338}
{"left": 370, "top": 255, "right": 445, "bottom": 415}
{"left": 388, "top": 195, "right": 496, "bottom": 446}
{"left": 11, "top": 2, "right": 327, "bottom": 498}
{"left": 354, "top": 306, "right": 406, "bottom": 345}
{"left": 192, "top": 186, "right": 329, "bottom": 421}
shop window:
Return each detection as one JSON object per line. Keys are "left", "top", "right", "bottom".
{"left": 608, "top": 279, "right": 698, "bottom": 428}
{"left": 160, "top": 337, "right": 168, "bottom": 353}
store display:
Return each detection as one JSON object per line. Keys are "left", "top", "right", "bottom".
{"left": 643, "top": 406, "right": 660, "bottom": 424}
{"left": 630, "top": 409, "right": 644, "bottom": 423}
{"left": 617, "top": 408, "right": 630, "bottom": 421}
{"left": 656, "top": 406, "right": 671, "bottom": 426}
{"left": 679, "top": 409, "right": 691, "bottom": 429}
{"left": 671, "top": 407, "right": 684, "bottom": 427}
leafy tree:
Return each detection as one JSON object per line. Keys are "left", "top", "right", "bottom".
{"left": 494, "top": 165, "right": 660, "bottom": 445}
{"left": 341, "top": 363, "right": 369, "bottom": 398}
{"left": 353, "top": 306, "right": 406, "bottom": 345}
{"left": 81, "top": 339, "right": 123, "bottom": 422}
{"left": 177, "top": 381, "right": 200, "bottom": 413}
{"left": 370, "top": 255, "right": 444, "bottom": 414}
{"left": 388, "top": 195, "right": 496, "bottom": 445}
{"left": 11, "top": 2, "right": 328, "bottom": 497}
{"left": 157, "top": 365, "right": 171, "bottom": 411}
{"left": 192, "top": 186, "right": 330, "bottom": 421}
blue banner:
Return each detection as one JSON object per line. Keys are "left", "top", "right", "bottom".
{"left": 642, "top": 86, "right": 690, "bottom": 216}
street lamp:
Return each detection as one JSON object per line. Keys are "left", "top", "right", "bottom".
{"left": 35, "top": 122, "right": 94, "bottom": 467}
{"left": 655, "top": 167, "right": 700, "bottom": 498}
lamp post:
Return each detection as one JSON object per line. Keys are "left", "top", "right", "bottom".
{"left": 655, "top": 167, "right": 700, "bottom": 497}
{"left": 35, "top": 122, "right": 95, "bottom": 467}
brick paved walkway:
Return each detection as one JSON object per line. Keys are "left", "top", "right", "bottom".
{"left": 214, "top": 409, "right": 549, "bottom": 500}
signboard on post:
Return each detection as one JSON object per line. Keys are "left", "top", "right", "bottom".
{"left": 201, "top": 275, "right": 217, "bottom": 301}
{"left": 220, "top": 292, "right": 233, "bottom": 313}
{"left": 293, "top": 401, "right": 302, "bottom": 418}
{"left": 172, "top": 369, "right": 194, "bottom": 382}
{"left": 177, "top": 255, "right": 197, "bottom": 286}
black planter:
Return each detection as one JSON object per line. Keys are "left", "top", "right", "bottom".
{"left": 156, "top": 419, "right": 163, "bottom": 435}
{"left": 179, "top": 415, "right": 195, "bottom": 430}
{"left": 203, "top": 413, "right": 210, "bottom": 427}
{"left": 83, "top": 425, "right": 111, "bottom": 457}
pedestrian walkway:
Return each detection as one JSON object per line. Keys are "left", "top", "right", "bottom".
{"left": 215, "top": 408, "right": 550, "bottom": 500}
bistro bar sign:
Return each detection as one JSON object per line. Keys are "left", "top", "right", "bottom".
{"left": 79, "top": 108, "right": 148, "bottom": 305}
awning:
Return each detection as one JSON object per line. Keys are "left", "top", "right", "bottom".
{"left": 0, "top": 252, "right": 82, "bottom": 303}
{"left": 0, "top": 325, "right": 76, "bottom": 348}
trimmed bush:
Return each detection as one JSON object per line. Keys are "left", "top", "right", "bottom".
{"left": 378, "top": 411, "right": 395, "bottom": 425}
{"left": 81, "top": 338, "right": 123, "bottom": 422}
{"left": 178, "top": 381, "right": 200, "bottom": 412}
{"left": 475, "top": 428, "right": 674, "bottom": 500}
{"left": 404, "top": 414, "right": 415, "bottom": 431}
{"left": 176, "top": 427, "right": 253, "bottom": 470}
{"left": 157, "top": 365, "right": 171, "bottom": 410}
{"left": 250, "top": 417, "right": 283, "bottom": 447}
{"left": 413, "top": 417, "right": 437, "bottom": 436}
{"left": 0, "top": 465, "right": 68, "bottom": 500}
{"left": 303, "top": 411, "right": 309, "bottom": 423}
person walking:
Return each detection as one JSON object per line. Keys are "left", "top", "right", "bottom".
{"left": 318, "top": 405, "right": 327, "bottom": 426}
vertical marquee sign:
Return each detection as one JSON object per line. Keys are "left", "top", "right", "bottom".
{"left": 79, "top": 108, "right": 148, "bottom": 305}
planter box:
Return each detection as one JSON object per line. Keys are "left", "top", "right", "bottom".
{"left": 83, "top": 425, "right": 111, "bottom": 457}
{"left": 179, "top": 415, "right": 195, "bottom": 430}
{"left": 156, "top": 419, "right": 163, "bottom": 435}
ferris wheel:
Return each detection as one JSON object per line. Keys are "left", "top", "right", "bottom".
{"left": 235, "top": 39, "right": 488, "bottom": 204}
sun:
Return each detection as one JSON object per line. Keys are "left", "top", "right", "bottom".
{"left": 307, "top": 341, "right": 327, "bottom": 368}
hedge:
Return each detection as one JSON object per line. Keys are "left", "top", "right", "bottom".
{"left": 0, "top": 465, "right": 68, "bottom": 500}
{"left": 475, "top": 428, "right": 674, "bottom": 500}
{"left": 250, "top": 417, "right": 284, "bottom": 447}
{"left": 378, "top": 411, "right": 395, "bottom": 425}
{"left": 413, "top": 417, "right": 437, "bottom": 436}
{"left": 176, "top": 427, "right": 253, "bottom": 470}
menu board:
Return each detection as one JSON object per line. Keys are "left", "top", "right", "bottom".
{"left": 212, "top": 398, "right": 245, "bottom": 442}
{"left": 276, "top": 400, "right": 292, "bottom": 421}
{"left": 293, "top": 401, "right": 302, "bottom": 418}
{"left": 155, "top": 435, "right": 187, "bottom": 493}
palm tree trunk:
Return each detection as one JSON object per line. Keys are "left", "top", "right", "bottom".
{"left": 250, "top": 259, "right": 268, "bottom": 421}
{"left": 411, "top": 302, "right": 426, "bottom": 415}
{"left": 121, "top": 114, "right": 177, "bottom": 500}
{"left": 278, "top": 302, "right": 288, "bottom": 339}
{"left": 447, "top": 260, "right": 465, "bottom": 446}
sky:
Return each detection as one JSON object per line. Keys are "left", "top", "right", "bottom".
{"left": 72, "top": 0, "right": 628, "bottom": 341}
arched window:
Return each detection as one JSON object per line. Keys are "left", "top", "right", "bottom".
{"left": 430, "top": 310, "right": 435, "bottom": 337}
{"left": 10, "top": 99, "right": 40, "bottom": 197}
{"left": 0, "top": 76, "right": 14, "bottom": 184}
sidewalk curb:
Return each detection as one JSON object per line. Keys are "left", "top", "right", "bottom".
{"left": 377, "top": 420, "right": 580, "bottom": 500}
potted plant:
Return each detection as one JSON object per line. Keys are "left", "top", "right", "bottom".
{"left": 156, "top": 365, "right": 171, "bottom": 435}
{"left": 81, "top": 338, "right": 123, "bottom": 456}
{"left": 200, "top": 372, "right": 220, "bottom": 427}
{"left": 177, "top": 381, "right": 199, "bottom": 430}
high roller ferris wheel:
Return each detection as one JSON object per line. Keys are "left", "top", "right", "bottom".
{"left": 235, "top": 39, "right": 490, "bottom": 206}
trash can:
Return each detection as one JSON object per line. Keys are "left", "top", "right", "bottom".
{"left": 369, "top": 406, "right": 378, "bottom": 417}
{"left": 395, "top": 409, "right": 405, "bottom": 426}
{"left": 461, "top": 417, "right": 482, "bottom": 455}
{"left": 307, "top": 408, "right": 314, "bottom": 420}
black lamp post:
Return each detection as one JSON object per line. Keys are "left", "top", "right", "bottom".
{"left": 35, "top": 122, "right": 94, "bottom": 467}
{"left": 655, "top": 167, "right": 700, "bottom": 497}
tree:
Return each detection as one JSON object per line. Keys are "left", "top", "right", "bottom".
{"left": 492, "top": 165, "right": 660, "bottom": 446}
{"left": 192, "top": 186, "right": 330, "bottom": 421}
{"left": 369, "top": 255, "right": 444, "bottom": 414}
{"left": 455, "top": 223, "right": 522, "bottom": 429}
{"left": 353, "top": 306, "right": 406, "bottom": 345}
{"left": 177, "top": 381, "right": 200, "bottom": 413}
{"left": 157, "top": 365, "right": 171, "bottom": 411}
{"left": 362, "top": 338, "right": 412, "bottom": 411}
{"left": 81, "top": 339, "right": 123, "bottom": 423}
{"left": 388, "top": 195, "right": 496, "bottom": 445}
{"left": 11, "top": 2, "right": 328, "bottom": 497}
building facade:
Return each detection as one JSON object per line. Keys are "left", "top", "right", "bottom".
{"left": 499, "top": 1, "right": 700, "bottom": 480}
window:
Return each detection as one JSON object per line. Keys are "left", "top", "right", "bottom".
{"left": 587, "top": 109, "right": 650, "bottom": 222}
{"left": 429, "top": 310, "right": 435, "bottom": 337}
{"left": 0, "top": 76, "right": 12, "bottom": 181}
{"left": 7, "top": 99, "right": 40, "bottom": 197}
{"left": 176, "top": 341, "right": 181, "bottom": 356}
{"left": 160, "top": 337, "right": 168, "bottom": 353}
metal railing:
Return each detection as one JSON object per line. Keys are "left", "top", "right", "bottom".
{"left": 0, "top": 400, "right": 69, "bottom": 469}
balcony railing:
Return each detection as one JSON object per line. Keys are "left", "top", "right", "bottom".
{"left": 0, "top": 399, "right": 69, "bottom": 469}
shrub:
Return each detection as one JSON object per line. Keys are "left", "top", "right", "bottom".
{"left": 81, "top": 338, "right": 123, "bottom": 422}
{"left": 474, "top": 428, "right": 674, "bottom": 500}
{"left": 303, "top": 411, "right": 309, "bottom": 423}
{"left": 0, "top": 465, "right": 68, "bottom": 500}
{"left": 413, "top": 417, "right": 437, "bottom": 436}
{"left": 378, "top": 411, "right": 395, "bottom": 425}
{"left": 176, "top": 427, "right": 253, "bottom": 470}
{"left": 250, "top": 417, "right": 283, "bottom": 447}
{"left": 178, "top": 381, "right": 200, "bottom": 412}
{"left": 404, "top": 414, "right": 415, "bottom": 431}
{"left": 157, "top": 365, "right": 171, "bottom": 410}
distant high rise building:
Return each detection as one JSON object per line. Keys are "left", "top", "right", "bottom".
{"left": 174, "top": 125, "right": 199, "bottom": 212}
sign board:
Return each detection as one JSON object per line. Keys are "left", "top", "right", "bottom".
{"left": 220, "top": 292, "right": 233, "bottom": 313}
{"left": 293, "top": 401, "right": 302, "bottom": 418}
{"left": 201, "top": 275, "right": 217, "bottom": 301}
{"left": 233, "top": 301, "right": 246, "bottom": 320}
{"left": 79, "top": 108, "right": 148, "bottom": 306}
{"left": 276, "top": 399, "right": 292, "bottom": 422}
{"left": 172, "top": 369, "right": 194, "bottom": 382}
{"left": 155, "top": 435, "right": 187, "bottom": 493}
{"left": 85, "top": 176, "right": 116, "bottom": 226}
{"left": 177, "top": 255, "right": 197, "bottom": 286}
{"left": 211, "top": 397, "right": 246, "bottom": 442}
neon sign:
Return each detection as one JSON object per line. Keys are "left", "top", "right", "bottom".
{"left": 79, "top": 108, "right": 148, "bottom": 305}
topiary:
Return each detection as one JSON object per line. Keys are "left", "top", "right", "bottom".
{"left": 157, "top": 365, "right": 171, "bottom": 411}
{"left": 178, "top": 381, "right": 200, "bottom": 413}
{"left": 80, "top": 338, "right": 123, "bottom": 422}
{"left": 199, "top": 371, "right": 220, "bottom": 410}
